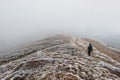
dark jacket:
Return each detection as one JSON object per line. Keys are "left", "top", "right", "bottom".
{"left": 88, "top": 45, "right": 93, "bottom": 51}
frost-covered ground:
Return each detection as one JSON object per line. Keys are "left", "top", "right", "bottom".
{"left": 0, "top": 35, "right": 120, "bottom": 80}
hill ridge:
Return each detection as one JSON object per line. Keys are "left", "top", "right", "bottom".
{"left": 0, "top": 35, "right": 120, "bottom": 80}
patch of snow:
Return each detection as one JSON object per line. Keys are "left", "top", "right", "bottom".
{"left": 98, "top": 61, "right": 120, "bottom": 73}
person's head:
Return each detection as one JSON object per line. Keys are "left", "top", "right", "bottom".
{"left": 89, "top": 43, "right": 92, "bottom": 45}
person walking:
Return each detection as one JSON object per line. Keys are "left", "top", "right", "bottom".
{"left": 87, "top": 43, "right": 93, "bottom": 56}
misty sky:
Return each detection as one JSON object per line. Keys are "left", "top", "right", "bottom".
{"left": 0, "top": 0, "right": 120, "bottom": 51}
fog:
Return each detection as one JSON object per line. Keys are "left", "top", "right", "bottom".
{"left": 0, "top": 0, "right": 120, "bottom": 52}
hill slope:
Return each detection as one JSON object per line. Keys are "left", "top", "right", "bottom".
{"left": 0, "top": 35, "right": 120, "bottom": 80}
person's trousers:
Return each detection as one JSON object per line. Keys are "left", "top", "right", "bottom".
{"left": 88, "top": 51, "right": 91, "bottom": 56}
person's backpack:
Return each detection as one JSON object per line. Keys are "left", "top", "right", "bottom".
{"left": 88, "top": 45, "right": 93, "bottom": 51}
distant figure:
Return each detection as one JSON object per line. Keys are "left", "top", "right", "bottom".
{"left": 87, "top": 43, "right": 93, "bottom": 56}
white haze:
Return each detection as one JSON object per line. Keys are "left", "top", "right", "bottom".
{"left": 0, "top": 0, "right": 120, "bottom": 52}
